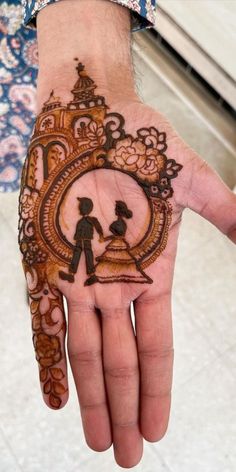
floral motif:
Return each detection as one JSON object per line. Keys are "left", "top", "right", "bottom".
{"left": 23, "top": 273, "right": 67, "bottom": 409}
{"left": 0, "top": 37, "right": 19, "bottom": 68}
{"left": 0, "top": 134, "right": 25, "bottom": 159}
{"left": 9, "top": 84, "right": 36, "bottom": 112}
{"left": 137, "top": 127, "right": 167, "bottom": 153}
{"left": 21, "top": 239, "right": 48, "bottom": 265}
{"left": 33, "top": 332, "right": 62, "bottom": 368}
{"left": 164, "top": 159, "right": 183, "bottom": 178}
{"left": 41, "top": 117, "right": 53, "bottom": 130}
{"left": 86, "top": 120, "right": 106, "bottom": 147}
{"left": 22, "top": 39, "right": 38, "bottom": 68}
{"left": 9, "top": 115, "right": 31, "bottom": 134}
{"left": 108, "top": 136, "right": 165, "bottom": 182}
{"left": 0, "top": 3, "right": 23, "bottom": 35}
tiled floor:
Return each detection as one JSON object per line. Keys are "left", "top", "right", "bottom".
{"left": 0, "top": 52, "right": 236, "bottom": 471}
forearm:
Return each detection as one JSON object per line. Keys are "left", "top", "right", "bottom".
{"left": 36, "top": 0, "right": 139, "bottom": 111}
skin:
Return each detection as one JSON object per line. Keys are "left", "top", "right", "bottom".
{"left": 19, "top": 1, "right": 236, "bottom": 468}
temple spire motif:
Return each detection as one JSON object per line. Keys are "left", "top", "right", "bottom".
{"left": 42, "top": 90, "right": 62, "bottom": 113}
{"left": 68, "top": 60, "right": 105, "bottom": 110}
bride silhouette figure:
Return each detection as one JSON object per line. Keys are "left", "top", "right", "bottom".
{"left": 85, "top": 200, "right": 152, "bottom": 285}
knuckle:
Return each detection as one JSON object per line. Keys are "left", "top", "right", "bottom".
{"left": 68, "top": 348, "right": 101, "bottom": 365}
{"left": 135, "top": 290, "right": 171, "bottom": 307}
{"left": 105, "top": 364, "right": 139, "bottom": 380}
{"left": 138, "top": 346, "right": 174, "bottom": 361}
{"left": 113, "top": 419, "right": 138, "bottom": 428}
{"left": 142, "top": 387, "right": 172, "bottom": 399}
{"left": 101, "top": 306, "right": 129, "bottom": 320}
{"left": 68, "top": 300, "right": 95, "bottom": 314}
{"left": 80, "top": 400, "right": 107, "bottom": 411}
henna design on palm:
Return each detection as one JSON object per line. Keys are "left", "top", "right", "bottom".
{"left": 18, "top": 59, "right": 182, "bottom": 408}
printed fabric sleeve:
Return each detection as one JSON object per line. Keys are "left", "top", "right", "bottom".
{"left": 21, "top": 0, "right": 157, "bottom": 32}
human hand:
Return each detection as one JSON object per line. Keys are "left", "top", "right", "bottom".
{"left": 18, "top": 1, "right": 236, "bottom": 468}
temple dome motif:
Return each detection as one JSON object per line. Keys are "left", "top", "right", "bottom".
{"left": 67, "top": 61, "right": 105, "bottom": 110}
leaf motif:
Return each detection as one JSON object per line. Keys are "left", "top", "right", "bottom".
{"left": 52, "top": 381, "right": 66, "bottom": 395}
{"left": 50, "top": 368, "right": 65, "bottom": 380}
{"left": 97, "top": 127, "right": 104, "bottom": 136}
{"left": 30, "top": 300, "right": 39, "bottom": 314}
{"left": 89, "top": 121, "right": 97, "bottom": 133}
{"left": 158, "top": 132, "right": 166, "bottom": 143}
{"left": 43, "top": 379, "right": 52, "bottom": 394}
{"left": 32, "top": 314, "right": 41, "bottom": 331}
{"left": 40, "top": 368, "right": 48, "bottom": 383}
{"left": 49, "top": 393, "right": 62, "bottom": 409}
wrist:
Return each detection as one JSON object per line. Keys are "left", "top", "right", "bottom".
{"left": 36, "top": 0, "right": 139, "bottom": 111}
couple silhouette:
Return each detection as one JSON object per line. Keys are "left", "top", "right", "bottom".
{"left": 59, "top": 197, "right": 151, "bottom": 285}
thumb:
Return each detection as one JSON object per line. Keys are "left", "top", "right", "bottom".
{"left": 186, "top": 153, "right": 236, "bottom": 243}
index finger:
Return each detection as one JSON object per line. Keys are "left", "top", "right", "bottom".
{"left": 26, "top": 269, "right": 69, "bottom": 409}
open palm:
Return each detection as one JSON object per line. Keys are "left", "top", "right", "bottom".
{"left": 18, "top": 63, "right": 236, "bottom": 468}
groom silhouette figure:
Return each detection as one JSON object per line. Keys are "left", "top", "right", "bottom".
{"left": 59, "top": 197, "right": 103, "bottom": 283}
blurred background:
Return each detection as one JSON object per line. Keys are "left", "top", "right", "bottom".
{"left": 0, "top": 1, "right": 236, "bottom": 471}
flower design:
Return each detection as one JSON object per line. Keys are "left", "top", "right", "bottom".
{"left": 0, "top": 4, "right": 23, "bottom": 35}
{"left": 22, "top": 39, "right": 38, "bottom": 68}
{"left": 0, "top": 37, "right": 19, "bottom": 69}
{"left": 108, "top": 137, "right": 145, "bottom": 170}
{"left": 165, "top": 159, "right": 183, "bottom": 178}
{"left": 33, "top": 333, "right": 62, "bottom": 368}
{"left": 9, "top": 84, "right": 36, "bottom": 113}
{"left": 0, "top": 164, "right": 18, "bottom": 183}
{"left": 108, "top": 136, "right": 165, "bottom": 182}
{"left": 0, "top": 134, "right": 25, "bottom": 159}
{"left": 41, "top": 117, "right": 53, "bottom": 130}
{"left": 19, "top": 187, "right": 38, "bottom": 219}
{"left": 139, "top": 147, "right": 165, "bottom": 181}
{"left": 137, "top": 127, "right": 167, "bottom": 153}
{"left": 22, "top": 241, "right": 47, "bottom": 266}
{"left": 86, "top": 120, "right": 106, "bottom": 147}
{"left": 9, "top": 115, "right": 30, "bottom": 135}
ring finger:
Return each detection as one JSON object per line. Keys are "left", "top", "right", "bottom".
{"left": 67, "top": 300, "right": 112, "bottom": 451}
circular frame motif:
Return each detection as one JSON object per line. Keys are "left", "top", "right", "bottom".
{"left": 36, "top": 153, "right": 171, "bottom": 269}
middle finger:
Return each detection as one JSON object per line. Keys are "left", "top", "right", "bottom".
{"left": 101, "top": 304, "right": 143, "bottom": 468}
{"left": 67, "top": 300, "right": 112, "bottom": 451}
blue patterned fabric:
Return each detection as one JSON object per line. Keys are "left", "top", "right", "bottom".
{"left": 0, "top": 0, "right": 157, "bottom": 192}
{"left": 22, "top": 0, "right": 157, "bottom": 32}
{"left": 0, "top": 1, "right": 38, "bottom": 192}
